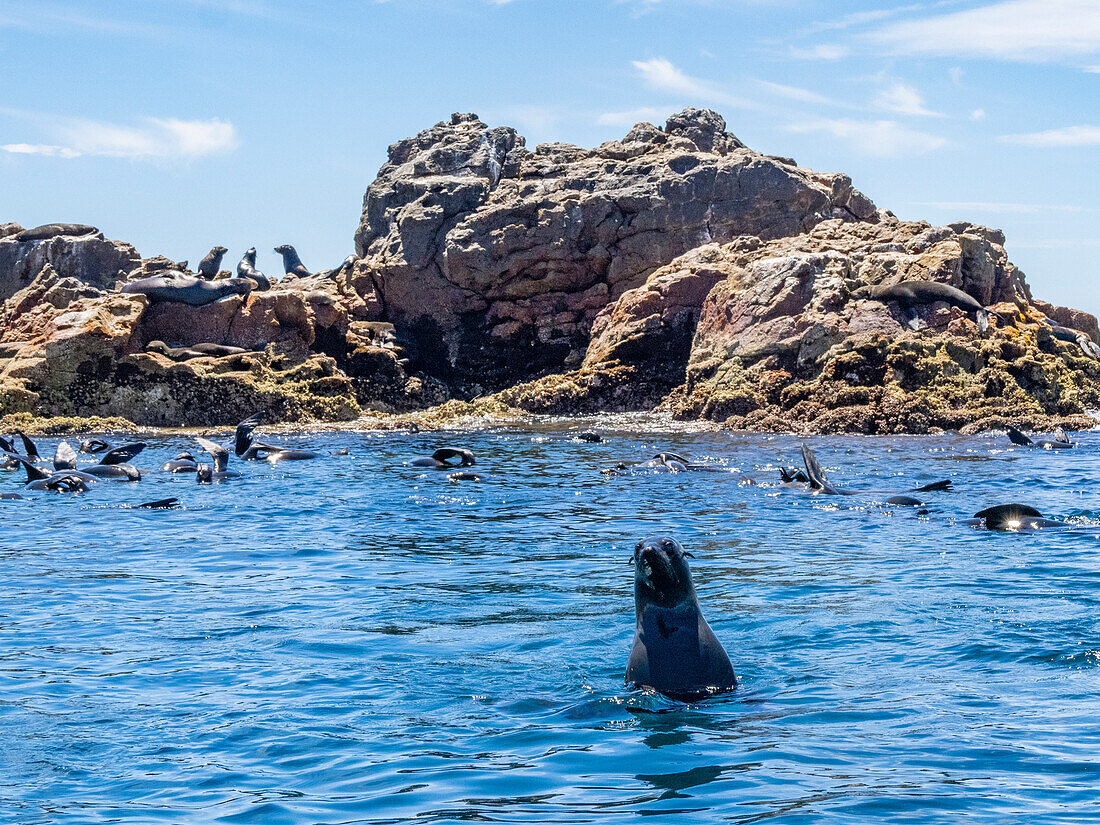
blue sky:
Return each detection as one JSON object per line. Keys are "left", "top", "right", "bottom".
{"left": 2, "top": 0, "right": 1097, "bottom": 312}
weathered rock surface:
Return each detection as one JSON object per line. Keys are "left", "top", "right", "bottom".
{"left": 355, "top": 108, "right": 877, "bottom": 390}
{"left": 2, "top": 108, "right": 1098, "bottom": 433}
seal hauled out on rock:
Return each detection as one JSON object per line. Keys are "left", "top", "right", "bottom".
{"left": 852, "top": 280, "right": 992, "bottom": 332}
{"left": 1044, "top": 320, "right": 1100, "bottom": 359}
{"left": 237, "top": 247, "right": 272, "bottom": 290}
{"left": 274, "top": 245, "right": 311, "bottom": 277}
{"left": 121, "top": 274, "right": 253, "bottom": 306}
{"left": 626, "top": 536, "right": 736, "bottom": 702}
{"left": 145, "top": 341, "right": 252, "bottom": 361}
{"left": 14, "top": 223, "right": 99, "bottom": 242}
{"left": 196, "top": 246, "right": 228, "bottom": 280}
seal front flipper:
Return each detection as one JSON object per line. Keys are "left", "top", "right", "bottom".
{"left": 53, "top": 441, "right": 77, "bottom": 470}
{"left": 910, "top": 479, "right": 951, "bottom": 492}
{"left": 1006, "top": 426, "right": 1033, "bottom": 446}
{"left": 138, "top": 497, "right": 180, "bottom": 509}
{"left": 99, "top": 442, "right": 146, "bottom": 465}
{"left": 16, "top": 432, "right": 39, "bottom": 460}
{"left": 1054, "top": 427, "right": 1072, "bottom": 445}
{"left": 976, "top": 308, "right": 989, "bottom": 333}
{"left": 235, "top": 411, "right": 265, "bottom": 457}
{"left": 800, "top": 444, "right": 846, "bottom": 495}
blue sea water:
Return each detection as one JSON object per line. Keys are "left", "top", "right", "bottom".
{"left": 2, "top": 420, "right": 1100, "bottom": 824}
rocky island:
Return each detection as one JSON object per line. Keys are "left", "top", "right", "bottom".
{"left": 1, "top": 108, "right": 1097, "bottom": 433}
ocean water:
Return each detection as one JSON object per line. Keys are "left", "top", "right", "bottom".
{"left": 2, "top": 421, "right": 1099, "bottom": 824}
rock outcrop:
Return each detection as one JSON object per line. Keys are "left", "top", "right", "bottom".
{"left": 1, "top": 108, "right": 1097, "bottom": 432}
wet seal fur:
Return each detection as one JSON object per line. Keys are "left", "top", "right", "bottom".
{"left": 967, "top": 503, "right": 1067, "bottom": 531}
{"left": 411, "top": 448, "right": 476, "bottom": 469}
{"left": 1007, "top": 425, "right": 1074, "bottom": 450}
{"left": 626, "top": 536, "right": 736, "bottom": 702}
{"left": 852, "top": 280, "right": 992, "bottom": 332}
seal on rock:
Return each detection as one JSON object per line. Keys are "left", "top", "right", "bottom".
{"left": 625, "top": 536, "right": 736, "bottom": 702}
{"left": 237, "top": 247, "right": 272, "bottom": 290}
{"left": 274, "top": 245, "right": 311, "bottom": 277}
{"left": 196, "top": 246, "right": 228, "bottom": 280}
{"left": 14, "top": 224, "right": 99, "bottom": 242}
{"left": 145, "top": 341, "right": 251, "bottom": 361}
{"left": 852, "top": 280, "right": 992, "bottom": 332}
{"left": 121, "top": 274, "right": 252, "bottom": 306}
{"left": 1045, "top": 320, "right": 1100, "bottom": 358}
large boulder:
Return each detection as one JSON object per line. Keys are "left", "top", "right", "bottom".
{"left": 0, "top": 226, "right": 140, "bottom": 300}
{"left": 356, "top": 108, "right": 878, "bottom": 391}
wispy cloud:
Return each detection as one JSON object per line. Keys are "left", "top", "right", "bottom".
{"left": 805, "top": 5, "right": 922, "bottom": 34}
{"left": 969, "top": 108, "right": 986, "bottom": 121}
{"left": 756, "top": 80, "right": 841, "bottom": 107}
{"left": 868, "top": 0, "right": 1100, "bottom": 62}
{"left": 999, "top": 124, "right": 1100, "bottom": 147}
{"left": 912, "top": 201, "right": 1087, "bottom": 214}
{"left": 632, "top": 57, "right": 759, "bottom": 109}
{"left": 873, "top": 83, "right": 943, "bottom": 117}
{"left": 1, "top": 113, "right": 239, "bottom": 160}
{"left": 597, "top": 107, "right": 667, "bottom": 128}
{"left": 788, "top": 118, "right": 947, "bottom": 157}
{"left": 789, "top": 44, "right": 850, "bottom": 61}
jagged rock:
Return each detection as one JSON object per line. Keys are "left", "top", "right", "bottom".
{"left": 355, "top": 108, "right": 878, "bottom": 390}
{"left": 0, "top": 229, "right": 140, "bottom": 300}
{"left": 2, "top": 264, "right": 106, "bottom": 327}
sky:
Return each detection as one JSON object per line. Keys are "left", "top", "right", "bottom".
{"left": 1, "top": 0, "right": 1097, "bottom": 312}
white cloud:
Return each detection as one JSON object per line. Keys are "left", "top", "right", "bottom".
{"left": 789, "top": 44, "right": 850, "bottom": 61}
{"left": 999, "top": 125, "right": 1100, "bottom": 147}
{"left": 950, "top": 66, "right": 964, "bottom": 86}
{"left": 632, "top": 57, "right": 759, "bottom": 109}
{"left": 597, "top": 107, "right": 667, "bottom": 127}
{"left": 873, "top": 83, "right": 943, "bottom": 117}
{"left": 912, "top": 201, "right": 1086, "bottom": 214}
{"left": 2, "top": 114, "right": 239, "bottom": 160}
{"left": 806, "top": 5, "right": 922, "bottom": 34}
{"left": 869, "top": 0, "right": 1100, "bottom": 62}
{"left": 1085, "top": 65, "right": 1100, "bottom": 72}
{"left": 788, "top": 118, "right": 947, "bottom": 157}
{"left": 969, "top": 108, "right": 987, "bottom": 121}
{"left": 2, "top": 143, "right": 81, "bottom": 158}
{"left": 756, "top": 80, "right": 840, "bottom": 107}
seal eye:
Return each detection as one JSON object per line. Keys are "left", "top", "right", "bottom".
{"left": 635, "top": 541, "right": 643, "bottom": 552}
{"left": 661, "top": 539, "right": 674, "bottom": 551}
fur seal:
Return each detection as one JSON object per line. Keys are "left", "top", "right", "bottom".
{"left": 53, "top": 441, "right": 77, "bottom": 470}
{"left": 852, "top": 280, "right": 991, "bottom": 332}
{"left": 237, "top": 247, "right": 272, "bottom": 290}
{"left": 196, "top": 246, "right": 228, "bottom": 280}
{"left": 411, "top": 448, "right": 475, "bottom": 469}
{"left": 231, "top": 411, "right": 319, "bottom": 462}
{"left": 967, "top": 504, "right": 1067, "bottom": 531}
{"left": 1006, "top": 425, "right": 1074, "bottom": 449}
{"left": 79, "top": 438, "right": 110, "bottom": 453}
{"left": 321, "top": 255, "right": 357, "bottom": 279}
{"left": 195, "top": 437, "right": 241, "bottom": 480}
{"left": 4, "top": 454, "right": 98, "bottom": 492}
{"left": 800, "top": 444, "right": 950, "bottom": 500}
{"left": 146, "top": 341, "right": 251, "bottom": 361}
{"left": 14, "top": 223, "right": 98, "bottom": 242}
{"left": 163, "top": 452, "right": 199, "bottom": 473}
{"left": 121, "top": 274, "right": 252, "bottom": 306}
{"left": 138, "top": 497, "right": 180, "bottom": 509}
{"left": 274, "top": 245, "right": 311, "bottom": 277}
{"left": 1044, "top": 321, "right": 1100, "bottom": 358}
{"left": 626, "top": 536, "right": 736, "bottom": 701}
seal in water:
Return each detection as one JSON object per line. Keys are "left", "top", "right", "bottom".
{"left": 15, "top": 431, "right": 40, "bottom": 460}
{"left": 231, "top": 412, "right": 320, "bottom": 462}
{"left": 800, "top": 443, "right": 951, "bottom": 501}
{"left": 14, "top": 224, "right": 98, "bottom": 242}
{"left": 80, "top": 438, "right": 110, "bottom": 453}
{"left": 121, "top": 274, "right": 252, "bottom": 306}
{"left": 4, "top": 454, "right": 98, "bottom": 492}
{"left": 53, "top": 441, "right": 77, "bottom": 470}
{"left": 1006, "top": 425, "right": 1074, "bottom": 449}
{"left": 78, "top": 441, "right": 146, "bottom": 480}
{"left": 274, "top": 245, "right": 311, "bottom": 277}
{"left": 966, "top": 504, "right": 1067, "bottom": 531}
{"left": 852, "top": 280, "right": 992, "bottom": 332}
{"left": 237, "top": 247, "right": 272, "bottom": 290}
{"left": 195, "top": 437, "right": 241, "bottom": 480}
{"left": 138, "top": 498, "right": 180, "bottom": 509}
{"left": 625, "top": 536, "right": 737, "bottom": 702}
{"left": 196, "top": 246, "right": 228, "bottom": 280}
{"left": 162, "top": 452, "right": 199, "bottom": 473}
{"left": 411, "top": 448, "right": 475, "bottom": 469}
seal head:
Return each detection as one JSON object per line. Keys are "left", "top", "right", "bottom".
{"left": 625, "top": 536, "right": 736, "bottom": 702}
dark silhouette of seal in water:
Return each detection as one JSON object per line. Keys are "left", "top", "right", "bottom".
{"left": 1006, "top": 425, "right": 1074, "bottom": 449}
{"left": 851, "top": 280, "right": 992, "bottom": 332}
{"left": 966, "top": 504, "right": 1067, "bottom": 531}
{"left": 196, "top": 246, "right": 228, "bottom": 280}
{"left": 3, "top": 453, "right": 99, "bottom": 492}
{"left": 274, "top": 245, "right": 311, "bottom": 277}
{"left": 121, "top": 274, "right": 252, "bottom": 306}
{"left": 800, "top": 444, "right": 950, "bottom": 503}
{"left": 76, "top": 442, "right": 146, "bottom": 481}
{"left": 626, "top": 536, "right": 736, "bottom": 702}
{"left": 79, "top": 438, "right": 110, "bottom": 454}
{"left": 138, "top": 498, "right": 180, "bottom": 509}
{"left": 237, "top": 247, "right": 272, "bottom": 290}
{"left": 14, "top": 223, "right": 98, "bottom": 242}
{"left": 162, "top": 452, "right": 199, "bottom": 473}
{"left": 411, "top": 448, "right": 476, "bottom": 469}
{"left": 232, "top": 411, "right": 321, "bottom": 462}
{"left": 195, "top": 437, "right": 242, "bottom": 481}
